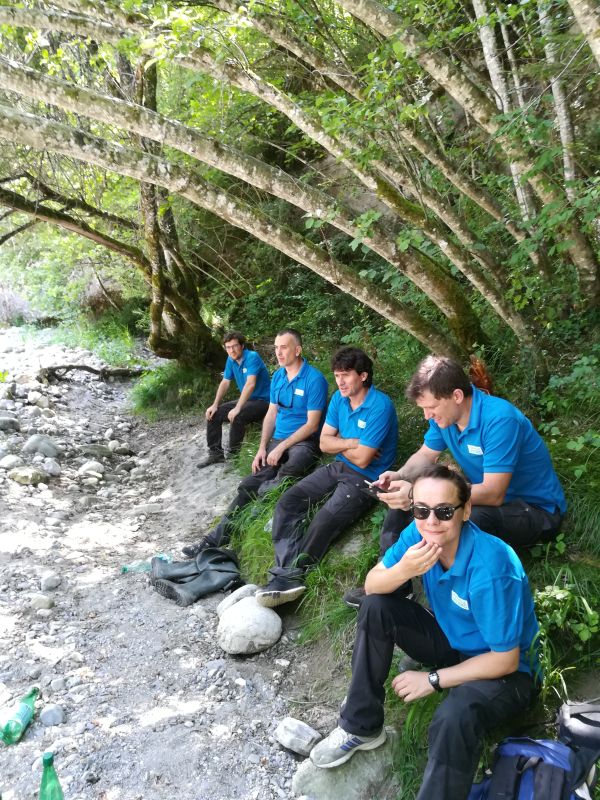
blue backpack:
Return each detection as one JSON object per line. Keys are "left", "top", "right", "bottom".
{"left": 468, "top": 737, "right": 599, "bottom": 800}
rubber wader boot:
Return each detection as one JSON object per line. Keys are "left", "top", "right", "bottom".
{"left": 153, "top": 569, "right": 242, "bottom": 606}
{"left": 149, "top": 557, "right": 199, "bottom": 584}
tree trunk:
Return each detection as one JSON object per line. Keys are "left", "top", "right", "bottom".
{"left": 565, "top": 0, "right": 600, "bottom": 68}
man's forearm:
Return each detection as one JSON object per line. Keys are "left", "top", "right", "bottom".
{"left": 213, "top": 379, "right": 230, "bottom": 406}
{"left": 437, "top": 649, "right": 520, "bottom": 689}
{"left": 259, "top": 407, "right": 278, "bottom": 448}
{"left": 396, "top": 451, "right": 438, "bottom": 481}
{"left": 320, "top": 433, "right": 360, "bottom": 455}
{"left": 234, "top": 378, "right": 256, "bottom": 410}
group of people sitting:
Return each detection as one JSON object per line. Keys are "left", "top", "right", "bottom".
{"left": 185, "top": 327, "right": 566, "bottom": 798}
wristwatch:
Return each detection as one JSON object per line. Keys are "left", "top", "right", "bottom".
{"left": 428, "top": 670, "right": 443, "bottom": 693}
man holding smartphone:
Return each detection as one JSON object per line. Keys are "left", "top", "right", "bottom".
{"left": 345, "top": 355, "right": 565, "bottom": 607}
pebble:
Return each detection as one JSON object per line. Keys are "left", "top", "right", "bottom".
{"left": 40, "top": 703, "right": 66, "bottom": 726}
{"left": 29, "top": 593, "right": 55, "bottom": 610}
{"left": 40, "top": 571, "right": 62, "bottom": 591}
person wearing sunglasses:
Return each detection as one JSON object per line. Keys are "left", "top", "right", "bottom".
{"left": 344, "top": 355, "right": 565, "bottom": 608}
{"left": 311, "top": 464, "right": 541, "bottom": 800}
{"left": 197, "top": 331, "right": 271, "bottom": 468}
{"left": 182, "top": 329, "right": 328, "bottom": 557}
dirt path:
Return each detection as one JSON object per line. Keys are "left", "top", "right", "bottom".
{"left": 0, "top": 328, "right": 340, "bottom": 800}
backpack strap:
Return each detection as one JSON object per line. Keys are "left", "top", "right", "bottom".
{"left": 533, "top": 762, "right": 570, "bottom": 800}
{"left": 487, "top": 755, "right": 525, "bottom": 799}
{"left": 563, "top": 703, "right": 600, "bottom": 716}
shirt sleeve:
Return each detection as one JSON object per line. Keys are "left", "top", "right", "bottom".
{"left": 481, "top": 414, "right": 524, "bottom": 473}
{"left": 325, "top": 392, "right": 340, "bottom": 430}
{"left": 223, "top": 357, "right": 234, "bottom": 380}
{"left": 423, "top": 419, "right": 446, "bottom": 452}
{"left": 469, "top": 575, "right": 526, "bottom": 652}
{"left": 359, "top": 397, "right": 397, "bottom": 449}
{"left": 306, "top": 372, "right": 329, "bottom": 412}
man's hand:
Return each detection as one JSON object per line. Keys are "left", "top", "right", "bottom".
{"left": 205, "top": 403, "right": 218, "bottom": 421}
{"left": 267, "top": 442, "right": 287, "bottom": 466}
{"left": 377, "top": 479, "right": 412, "bottom": 509}
{"left": 400, "top": 538, "right": 441, "bottom": 576}
{"left": 252, "top": 447, "right": 268, "bottom": 474}
{"left": 391, "top": 670, "right": 434, "bottom": 703}
{"left": 228, "top": 406, "right": 241, "bottom": 424}
{"left": 375, "top": 470, "right": 401, "bottom": 489}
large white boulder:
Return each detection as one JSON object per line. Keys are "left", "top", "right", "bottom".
{"left": 217, "top": 595, "right": 282, "bottom": 654}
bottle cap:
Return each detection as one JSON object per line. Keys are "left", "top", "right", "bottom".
{"left": 42, "top": 752, "right": 55, "bottom": 766}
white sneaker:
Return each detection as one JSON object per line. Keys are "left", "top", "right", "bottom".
{"left": 310, "top": 725, "right": 386, "bottom": 768}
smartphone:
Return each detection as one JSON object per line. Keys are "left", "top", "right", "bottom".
{"left": 363, "top": 480, "right": 389, "bottom": 497}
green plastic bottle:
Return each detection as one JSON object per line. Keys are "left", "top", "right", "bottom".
{"left": 39, "top": 752, "right": 64, "bottom": 800}
{"left": 0, "top": 687, "right": 39, "bottom": 745}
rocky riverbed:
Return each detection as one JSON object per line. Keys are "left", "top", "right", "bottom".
{"left": 0, "top": 327, "right": 368, "bottom": 800}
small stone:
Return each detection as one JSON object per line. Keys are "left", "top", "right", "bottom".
{"left": 51, "top": 677, "right": 66, "bottom": 691}
{"left": 0, "top": 454, "right": 24, "bottom": 470}
{"left": 9, "top": 466, "right": 47, "bottom": 485}
{"left": 78, "top": 460, "right": 105, "bottom": 476}
{"left": 40, "top": 571, "right": 62, "bottom": 591}
{"left": 22, "top": 433, "right": 61, "bottom": 457}
{"left": 40, "top": 704, "right": 66, "bottom": 726}
{"left": 29, "top": 593, "right": 55, "bottom": 610}
{"left": 274, "top": 717, "right": 322, "bottom": 756}
{"left": 42, "top": 458, "right": 61, "bottom": 477}
{"left": 0, "top": 415, "right": 20, "bottom": 432}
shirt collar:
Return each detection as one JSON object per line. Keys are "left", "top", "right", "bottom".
{"left": 342, "top": 384, "right": 376, "bottom": 413}
{"left": 460, "top": 385, "right": 481, "bottom": 436}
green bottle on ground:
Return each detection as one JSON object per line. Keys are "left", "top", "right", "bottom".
{"left": 0, "top": 687, "right": 39, "bottom": 745}
{"left": 39, "top": 752, "right": 64, "bottom": 800}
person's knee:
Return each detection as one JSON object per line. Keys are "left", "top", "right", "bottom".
{"left": 357, "top": 594, "right": 396, "bottom": 639}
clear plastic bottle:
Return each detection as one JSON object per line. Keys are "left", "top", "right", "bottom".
{"left": 120, "top": 553, "right": 172, "bottom": 573}
{"left": 0, "top": 687, "right": 39, "bottom": 745}
{"left": 39, "top": 752, "right": 64, "bottom": 800}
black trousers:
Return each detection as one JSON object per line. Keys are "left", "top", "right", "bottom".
{"left": 340, "top": 594, "right": 536, "bottom": 800}
{"left": 379, "top": 499, "right": 564, "bottom": 554}
{"left": 204, "top": 438, "right": 320, "bottom": 548}
{"left": 269, "top": 461, "right": 375, "bottom": 581}
{"left": 205, "top": 398, "right": 269, "bottom": 455}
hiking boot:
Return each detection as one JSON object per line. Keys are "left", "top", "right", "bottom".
{"left": 149, "top": 557, "right": 199, "bottom": 584}
{"left": 181, "top": 535, "right": 214, "bottom": 559}
{"left": 310, "top": 726, "right": 386, "bottom": 769}
{"left": 343, "top": 587, "right": 365, "bottom": 609}
{"left": 255, "top": 577, "right": 306, "bottom": 608}
{"left": 197, "top": 451, "right": 225, "bottom": 469}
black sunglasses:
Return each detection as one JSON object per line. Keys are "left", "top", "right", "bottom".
{"left": 276, "top": 385, "right": 294, "bottom": 409}
{"left": 410, "top": 502, "right": 464, "bottom": 521}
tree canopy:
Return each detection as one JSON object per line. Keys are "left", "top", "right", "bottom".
{"left": 0, "top": 0, "right": 598, "bottom": 365}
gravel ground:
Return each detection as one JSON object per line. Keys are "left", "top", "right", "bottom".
{"left": 0, "top": 327, "right": 345, "bottom": 800}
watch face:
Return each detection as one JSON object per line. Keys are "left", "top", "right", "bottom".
{"left": 428, "top": 671, "right": 440, "bottom": 690}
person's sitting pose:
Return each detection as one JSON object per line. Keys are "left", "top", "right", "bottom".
{"left": 254, "top": 346, "right": 398, "bottom": 608}
{"left": 182, "top": 329, "right": 328, "bottom": 557}
{"left": 377, "top": 354, "right": 565, "bottom": 552}
{"left": 311, "top": 464, "right": 541, "bottom": 800}
{"left": 198, "top": 330, "right": 271, "bottom": 468}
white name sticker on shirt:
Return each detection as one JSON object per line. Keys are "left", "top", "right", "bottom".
{"left": 451, "top": 591, "right": 469, "bottom": 610}
{"left": 357, "top": 419, "right": 367, "bottom": 429}
{"left": 467, "top": 444, "right": 483, "bottom": 455}
{"left": 294, "top": 388, "right": 305, "bottom": 396}
{"left": 242, "top": 368, "right": 248, "bottom": 373}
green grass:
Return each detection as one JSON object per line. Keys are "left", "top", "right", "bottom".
{"left": 46, "top": 315, "right": 141, "bottom": 367}
{"left": 130, "top": 361, "right": 215, "bottom": 418}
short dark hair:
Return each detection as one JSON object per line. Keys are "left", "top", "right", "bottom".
{"left": 276, "top": 328, "right": 303, "bottom": 346}
{"left": 223, "top": 330, "right": 245, "bottom": 346}
{"left": 331, "top": 346, "right": 373, "bottom": 387}
{"left": 411, "top": 463, "right": 472, "bottom": 507}
{"left": 406, "top": 355, "right": 472, "bottom": 401}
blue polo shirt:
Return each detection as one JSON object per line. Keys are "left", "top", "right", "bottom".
{"left": 269, "top": 359, "right": 329, "bottom": 440}
{"left": 382, "top": 520, "right": 541, "bottom": 677}
{"left": 325, "top": 386, "right": 398, "bottom": 481}
{"left": 223, "top": 348, "right": 270, "bottom": 401}
{"left": 423, "top": 386, "right": 566, "bottom": 514}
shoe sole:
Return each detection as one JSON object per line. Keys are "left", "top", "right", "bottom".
{"left": 153, "top": 579, "right": 190, "bottom": 607}
{"left": 310, "top": 729, "right": 387, "bottom": 769}
{"left": 255, "top": 585, "right": 306, "bottom": 608}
